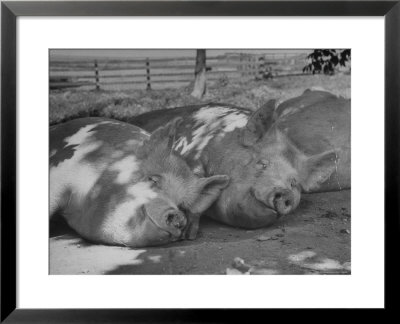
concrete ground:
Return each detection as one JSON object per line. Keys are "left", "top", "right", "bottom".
{"left": 50, "top": 190, "right": 351, "bottom": 275}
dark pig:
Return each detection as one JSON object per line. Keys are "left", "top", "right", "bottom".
{"left": 128, "top": 89, "right": 350, "bottom": 228}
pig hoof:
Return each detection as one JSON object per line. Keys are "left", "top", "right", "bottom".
{"left": 187, "top": 230, "right": 198, "bottom": 240}
{"left": 183, "top": 223, "right": 199, "bottom": 240}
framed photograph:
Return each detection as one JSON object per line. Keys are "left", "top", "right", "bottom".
{"left": 1, "top": 0, "right": 398, "bottom": 321}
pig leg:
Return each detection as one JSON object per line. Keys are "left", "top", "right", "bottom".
{"left": 182, "top": 212, "right": 201, "bottom": 240}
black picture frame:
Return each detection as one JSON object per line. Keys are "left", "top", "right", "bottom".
{"left": 1, "top": 1, "right": 399, "bottom": 322}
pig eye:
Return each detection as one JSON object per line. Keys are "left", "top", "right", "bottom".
{"left": 147, "top": 175, "right": 161, "bottom": 187}
{"left": 257, "top": 159, "right": 270, "bottom": 169}
{"left": 290, "top": 178, "right": 298, "bottom": 188}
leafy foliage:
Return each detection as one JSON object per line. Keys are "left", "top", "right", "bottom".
{"left": 303, "top": 49, "right": 351, "bottom": 75}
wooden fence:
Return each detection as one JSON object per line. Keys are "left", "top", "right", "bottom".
{"left": 49, "top": 54, "right": 306, "bottom": 91}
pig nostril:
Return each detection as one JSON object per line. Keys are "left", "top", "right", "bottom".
{"left": 176, "top": 219, "right": 184, "bottom": 229}
{"left": 271, "top": 189, "right": 295, "bottom": 215}
{"left": 166, "top": 213, "right": 175, "bottom": 225}
{"left": 166, "top": 211, "right": 185, "bottom": 229}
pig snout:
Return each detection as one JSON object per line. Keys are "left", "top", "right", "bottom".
{"left": 165, "top": 209, "right": 187, "bottom": 230}
{"left": 268, "top": 189, "right": 295, "bottom": 215}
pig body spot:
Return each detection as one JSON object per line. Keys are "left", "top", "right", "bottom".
{"left": 218, "top": 111, "right": 249, "bottom": 134}
{"left": 126, "top": 181, "right": 158, "bottom": 201}
{"left": 112, "top": 182, "right": 158, "bottom": 224}
{"left": 50, "top": 149, "right": 57, "bottom": 158}
{"left": 110, "top": 155, "right": 140, "bottom": 184}
{"left": 105, "top": 182, "right": 158, "bottom": 243}
{"left": 174, "top": 136, "right": 188, "bottom": 152}
{"left": 50, "top": 145, "right": 102, "bottom": 198}
{"left": 50, "top": 123, "right": 104, "bottom": 215}
{"left": 64, "top": 123, "right": 99, "bottom": 147}
{"left": 175, "top": 106, "right": 249, "bottom": 158}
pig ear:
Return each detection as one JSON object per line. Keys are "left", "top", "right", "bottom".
{"left": 300, "top": 150, "right": 338, "bottom": 192}
{"left": 241, "top": 99, "right": 277, "bottom": 146}
{"left": 139, "top": 117, "right": 182, "bottom": 156}
{"left": 189, "top": 175, "right": 230, "bottom": 214}
{"left": 149, "top": 117, "right": 182, "bottom": 148}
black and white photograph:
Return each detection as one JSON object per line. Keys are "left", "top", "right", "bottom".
{"left": 49, "top": 49, "right": 351, "bottom": 275}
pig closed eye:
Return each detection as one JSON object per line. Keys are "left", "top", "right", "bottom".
{"left": 290, "top": 178, "right": 298, "bottom": 188}
{"left": 148, "top": 175, "right": 161, "bottom": 188}
{"left": 257, "top": 160, "right": 270, "bottom": 169}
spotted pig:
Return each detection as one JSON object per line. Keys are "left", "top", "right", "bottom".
{"left": 50, "top": 117, "right": 229, "bottom": 247}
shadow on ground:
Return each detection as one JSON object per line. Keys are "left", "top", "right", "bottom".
{"left": 49, "top": 190, "right": 351, "bottom": 275}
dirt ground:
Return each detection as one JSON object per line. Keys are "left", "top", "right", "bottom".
{"left": 50, "top": 190, "right": 350, "bottom": 275}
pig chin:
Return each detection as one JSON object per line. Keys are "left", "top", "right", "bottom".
{"left": 211, "top": 189, "right": 278, "bottom": 229}
{"left": 233, "top": 204, "right": 279, "bottom": 229}
{"left": 216, "top": 196, "right": 279, "bottom": 229}
{"left": 241, "top": 194, "right": 280, "bottom": 228}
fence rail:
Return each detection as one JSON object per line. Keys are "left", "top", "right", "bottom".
{"left": 49, "top": 54, "right": 306, "bottom": 91}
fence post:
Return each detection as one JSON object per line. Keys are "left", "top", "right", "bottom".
{"left": 146, "top": 57, "right": 151, "bottom": 91}
{"left": 239, "top": 54, "right": 243, "bottom": 76}
{"left": 94, "top": 60, "right": 100, "bottom": 91}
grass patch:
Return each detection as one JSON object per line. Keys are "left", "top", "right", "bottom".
{"left": 50, "top": 73, "right": 350, "bottom": 125}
